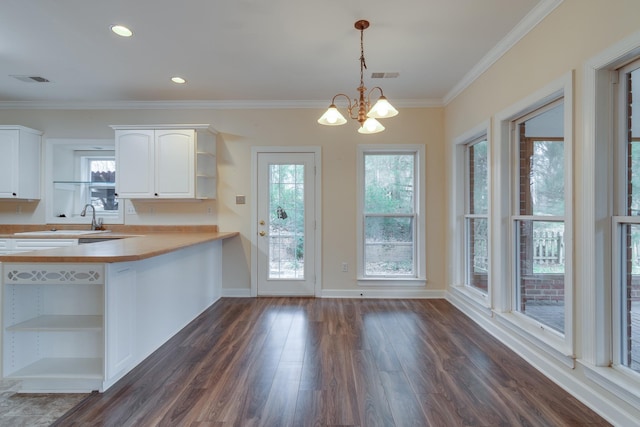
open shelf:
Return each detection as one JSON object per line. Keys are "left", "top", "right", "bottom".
{"left": 6, "top": 357, "right": 103, "bottom": 379}
{"left": 7, "top": 315, "right": 103, "bottom": 331}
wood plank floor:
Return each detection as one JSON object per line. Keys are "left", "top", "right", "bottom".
{"left": 52, "top": 298, "right": 610, "bottom": 426}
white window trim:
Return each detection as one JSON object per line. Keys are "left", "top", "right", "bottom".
{"left": 450, "top": 121, "right": 492, "bottom": 308}
{"left": 580, "top": 30, "right": 640, "bottom": 407}
{"left": 45, "top": 138, "right": 123, "bottom": 225}
{"left": 356, "top": 144, "right": 426, "bottom": 285}
{"left": 493, "top": 71, "right": 574, "bottom": 360}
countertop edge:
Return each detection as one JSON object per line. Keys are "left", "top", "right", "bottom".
{"left": 0, "top": 231, "right": 239, "bottom": 263}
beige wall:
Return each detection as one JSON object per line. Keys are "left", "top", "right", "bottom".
{"left": 0, "top": 106, "right": 445, "bottom": 293}
{"left": 443, "top": 0, "right": 640, "bottom": 423}
{"left": 445, "top": 0, "right": 640, "bottom": 290}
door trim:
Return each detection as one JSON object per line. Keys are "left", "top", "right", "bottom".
{"left": 250, "top": 146, "right": 322, "bottom": 297}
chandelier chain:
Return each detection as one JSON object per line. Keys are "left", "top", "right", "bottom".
{"left": 360, "top": 25, "right": 367, "bottom": 87}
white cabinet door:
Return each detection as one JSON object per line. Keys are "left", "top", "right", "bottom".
{"left": 0, "top": 127, "right": 42, "bottom": 199}
{"left": 0, "top": 129, "right": 18, "bottom": 197}
{"left": 115, "top": 130, "right": 155, "bottom": 198}
{"left": 104, "top": 263, "right": 136, "bottom": 386}
{"left": 155, "top": 129, "right": 195, "bottom": 198}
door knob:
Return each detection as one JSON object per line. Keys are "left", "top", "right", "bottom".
{"left": 259, "top": 220, "right": 265, "bottom": 225}
{"left": 259, "top": 231, "right": 266, "bottom": 237}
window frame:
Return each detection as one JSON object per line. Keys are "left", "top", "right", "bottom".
{"left": 464, "top": 135, "right": 490, "bottom": 294}
{"left": 494, "top": 71, "right": 574, "bottom": 362}
{"left": 450, "top": 122, "right": 492, "bottom": 309}
{"left": 611, "top": 59, "right": 640, "bottom": 377}
{"left": 45, "top": 138, "right": 124, "bottom": 225}
{"left": 356, "top": 144, "right": 426, "bottom": 285}
{"left": 581, "top": 31, "right": 640, "bottom": 409}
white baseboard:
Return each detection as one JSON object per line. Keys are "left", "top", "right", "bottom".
{"left": 221, "top": 288, "right": 252, "bottom": 297}
{"left": 321, "top": 288, "right": 446, "bottom": 299}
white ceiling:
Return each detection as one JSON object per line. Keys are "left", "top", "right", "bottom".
{"left": 0, "top": 0, "right": 555, "bottom": 109}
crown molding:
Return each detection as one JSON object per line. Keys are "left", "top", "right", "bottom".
{"left": 443, "top": 0, "right": 564, "bottom": 105}
{"left": 0, "top": 98, "right": 442, "bottom": 110}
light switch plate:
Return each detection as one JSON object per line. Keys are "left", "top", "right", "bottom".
{"left": 236, "top": 195, "right": 246, "bottom": 205}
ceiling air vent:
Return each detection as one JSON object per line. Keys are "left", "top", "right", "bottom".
{"left": 11, "top": 75, "right": 51, "bottom": 83}
{"left": 371, "top": 72, "right": 399, "bottom": 79}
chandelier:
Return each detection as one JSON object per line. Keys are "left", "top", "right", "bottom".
{"left": 317, "top": 19, "right": 398, "bottom": 134}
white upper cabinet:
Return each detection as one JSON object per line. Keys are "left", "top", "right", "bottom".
{"left": 0, "top": 126, "right": 43, "bottom": 199}
{"left": 112, "top": 125, "right": 216, "bottom": 199}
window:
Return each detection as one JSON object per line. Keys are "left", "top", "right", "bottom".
{"left": 494, "top": 72, "right": 573, "bottom": 358}
{"left": 46, "top": 139, "right": 123, "bottom": 225}
{"left": 83, "top": 157, "right": 118, "bottom": 213}
{"left": 464, "top": 136, "right": 489, "bottom": 294}
{"left": 613, "top": 59, "right": 640, "bottom": 375}
{"left": 357, "top": 145, "right": 425, "bottom": 282}
{"left": 512, "top": 99, "right": 566, "bottom": 334}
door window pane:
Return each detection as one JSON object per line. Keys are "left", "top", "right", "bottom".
{"left": 268, "top": 164, "right": 304, "bottom": 279}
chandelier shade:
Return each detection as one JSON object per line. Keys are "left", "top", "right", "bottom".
{"left": 367, "top": 96, "right": 399, "bottom": 119}
{"left": 317, "top": 20, "right": 398, "bottom": 134}
{"left": 317, "top": 104, "right": 348, "bottom": 126}
{"left": 358, "top": 117, "right": 385, "bottom": 134}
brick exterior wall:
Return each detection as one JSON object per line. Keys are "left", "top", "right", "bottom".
{"left": 470, "top": 273, "right": 640, "bottom": 301}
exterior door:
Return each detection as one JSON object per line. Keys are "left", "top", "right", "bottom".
{"left": 256, "top": 151, "right": 317, "bottom": 296}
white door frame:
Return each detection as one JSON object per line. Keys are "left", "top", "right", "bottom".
{"left": 250, "top": 146, "right": 322, "bottom": 297}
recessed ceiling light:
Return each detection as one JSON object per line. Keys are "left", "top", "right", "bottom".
{"left": 171, "top": 77, "right": 187, "bottom": 84}
{"left": 110, "top": 25, "right": 133, "bottom": 37}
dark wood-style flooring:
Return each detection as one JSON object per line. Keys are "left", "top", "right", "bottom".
{"left": 52, "top": 298, "right": 610, "bottom": 426}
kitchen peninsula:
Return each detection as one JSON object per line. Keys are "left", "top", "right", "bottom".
{"left": 0, "top": 226, "right": 237, "bottom": 393}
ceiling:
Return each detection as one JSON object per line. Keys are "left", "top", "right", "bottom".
{"left": 0, "top": 0, "right": 554, "bottom": 109}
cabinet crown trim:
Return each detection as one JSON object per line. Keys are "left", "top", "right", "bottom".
{"left": 0, "top": 125, "right": 43, "bottom": 135}
{"left": 109, "top": 124, "right": 216, "bottom": 134}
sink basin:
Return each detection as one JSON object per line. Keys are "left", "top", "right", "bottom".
{"left": 14, "top": 230, "right": 112, "bottom": 236}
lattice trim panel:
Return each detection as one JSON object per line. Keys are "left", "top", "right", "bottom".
{"left": 4, "top": 264, "right": 104, "bottom": 284}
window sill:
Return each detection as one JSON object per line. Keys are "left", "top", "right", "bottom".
{"left": 582, "top": 362, "right": 640, "bottom": 409}
{"left": 449, "top": 285, "right": 490, "bottom": 308}
{"left": 357, "top": 277, "right": 426, "bottom": 287}
{"left": 495, "top": 311, "right": 574, "bottom": 368}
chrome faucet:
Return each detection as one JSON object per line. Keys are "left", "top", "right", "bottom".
{"left": 80, "top": 204, "right": 102, "bottom": 230}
